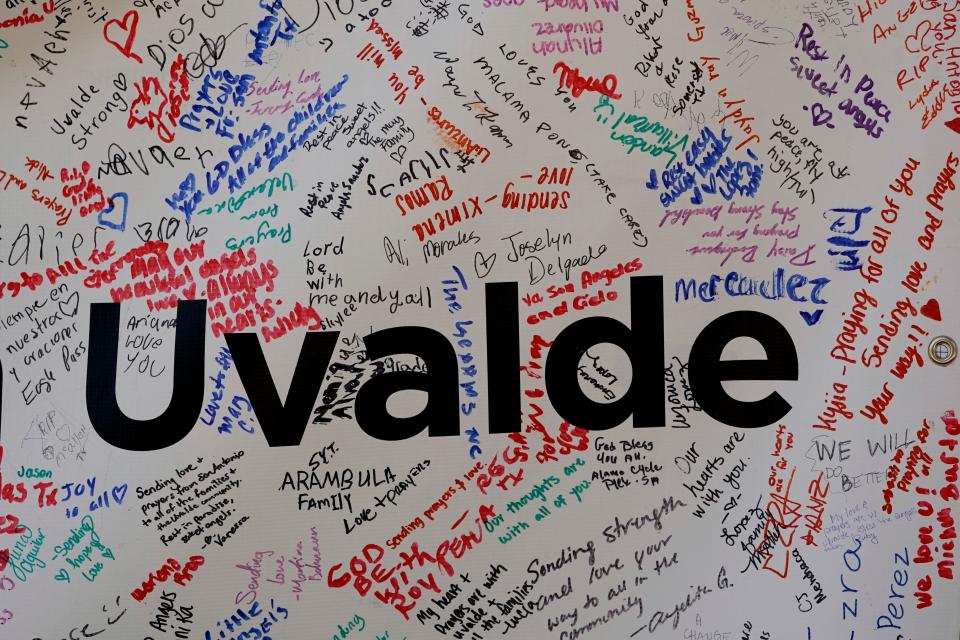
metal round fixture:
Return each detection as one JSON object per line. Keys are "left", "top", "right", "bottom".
{"left": 929, "top": 336, "right": 958, "bottom": 366}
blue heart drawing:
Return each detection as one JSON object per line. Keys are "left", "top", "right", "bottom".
{"left": 112, "top": 483, "right": 128, "bottom": 505}
{"left": 98, "top": 192, "right": 129, "bottom": 231}
{"left": 800, "top": 309, "right": 824, "bottom": 326}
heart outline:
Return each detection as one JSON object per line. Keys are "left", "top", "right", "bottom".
{"left": 474, "top": 251, "right": 497, "bottom": 279}
{"left": 59, "top": 291, "right": 80, "bottom": 318}
{"left": 103, "top": 10, "right": 144, "bottom": 64}
{"left": 54, "top": 568, "right": 70, "bottom": 582}
{"left": 111, "top": 484, "right": 128, "bottom": 505}
{"left": 905, "top": 20, "right": 933, "bottom": 54}
{"left": 98, "top": 192, "right": 129, "bottom": 231}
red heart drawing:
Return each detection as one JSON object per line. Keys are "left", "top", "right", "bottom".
{"left": 103, "top": 10, "right": 143, "bottom": 64}
{"left": 946, "top": 117, "right": 960, "bottom": 135}
{"left": 921, "top": 298, "right": 942, "bottom": 321}
{"left": 0, "top": 548, "right": 8, "bottom": 572}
